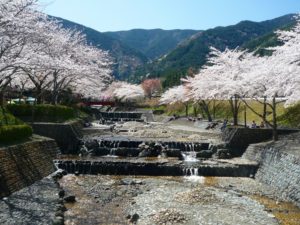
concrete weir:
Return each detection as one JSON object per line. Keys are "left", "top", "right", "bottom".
{"left": 54, "top": 158, "right": 258, "bottom": 177}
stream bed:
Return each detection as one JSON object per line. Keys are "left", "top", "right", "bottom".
{"left": 59, "top": 175, "right": 300, "bottom": 225}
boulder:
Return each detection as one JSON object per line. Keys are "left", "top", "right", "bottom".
{"left": 217, "top": 149, "right": 231, "bottom": 159}
{"left": 58, "top": 190, "right": 65, "bottom": 198}
{"left": 64, "top": 195, "right": 76, "bottom": 203}
{"left": 130, "top": 213, "right": 140, "bottom": 223}
{"left": 161, "top": 150, "right": 168, "bottom": 158}
{"left": 84, "top": 139, "right": 99, "bottom": 150}
{"left": 138, "top": 149, "right": 151, "bottom": 157}
{"left": 196, "top": 150, "right": 213, "bottom": 158}
{"left": 94, "top": 147, "right": 110, "bottom": 156}
{"left": 52, "top": 216, "right": 64, "bottom": 225}
{"left": 164, "top": 149, "right": 182, "bottom": 158}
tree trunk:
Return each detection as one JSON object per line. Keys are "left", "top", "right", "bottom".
{"left": 213, "top": 100, "right": 216, "bottom": 119}
{"left": 193, "top": 105, "right": 198, "bottom": 117}
{"left": 229, "top": 95, "right": 239, "bottom": 126}
{"left": 234, "top": 95, "right": 238, "bottom": 126}
{"left": 262, "top": 96, "right": 267, "bottom": 124}
{"left": 51, "top": 91, "right": 59, "bottom": 105}
{"left": 199, "top": 101, "right": 212, "bottom": 122}
{"left": 244, "top": 105, "right": 247, "bottom": 127}
{"left": 272, "top": 96, "right": 278, "bottom": 141}
{"left": 185, "top": 102, "right": 189, "bottom": 117}
{"left": 36, "top": 86, "right": 43, "bottom": 104}
{"left": 0, "top": 91, "right": 4, "bottom": 107}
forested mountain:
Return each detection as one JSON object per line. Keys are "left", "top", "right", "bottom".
{"left": 105, "top": 29, "right": 199, "bottom": 60}
{"left": 52, "top": 14, "right": 296, "bottom": 86}
{"left": 51, "top": 16, "right": 148, "bottom": 80}
{"left": 130, "top": 14, "right": 296, "bottom": 87}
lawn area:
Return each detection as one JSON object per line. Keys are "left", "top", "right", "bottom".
{"left": 142, "top": 98, "right": 300, "bottom": 128}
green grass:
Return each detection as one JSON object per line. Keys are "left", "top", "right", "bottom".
{"left": 157, "top": 100, "right": 292, "bottom": 125}
{"left": 277, "top": 103, "right": 300, "bottom": 128}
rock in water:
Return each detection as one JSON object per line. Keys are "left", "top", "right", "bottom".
{"left": 129, "top": 213, "right": 139, "bottom": 223}
{"left": 64, "top": 195, "right": 76, "bottom": 203}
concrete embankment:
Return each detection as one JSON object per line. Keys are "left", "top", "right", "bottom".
{"left": 31, "top": 120, "right": 83, "bottom": 154}
{"left": 222, "top": 127, "right": 298, "bottom": 156}
{"left": 0, "top": 136, "right": 58, "bottom": 197}
{"left": 243, "top": 132, "right": 300, "bottom": 207}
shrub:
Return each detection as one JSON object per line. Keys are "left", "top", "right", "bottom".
{"left": 0, "top": 125, "right": 32, "bottom": 143}
{"left": 277, "top": 103, "right": 300, "bottom": 128}
{"left": 7, "top": 104, "right": 76, "bottom": 122}
{"left": 0, "top": 107, "right": 24, "bottom": 125}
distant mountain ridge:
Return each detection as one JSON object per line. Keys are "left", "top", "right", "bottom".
{"left": 49, "top": 16, "right": 199, "bottom": 80}
{"left": 105, "top": 29, "right": 199, "bottom": 60}
{"left": 50, "top": 14, "right": 296, "bottom": 86}
{"left": 130, "top": 14, "right": 296, "bottom": 87}
{"left": 50, "top": 16, "right": 148, "bottom": 80}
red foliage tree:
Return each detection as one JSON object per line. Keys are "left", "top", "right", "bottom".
{"left": 141, "top": 78, "right": 162, "bottom": 98}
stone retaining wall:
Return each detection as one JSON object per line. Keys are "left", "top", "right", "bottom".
{"left": 243, "top": 135, "right": 300, "bottom": 207}
{"left": 31, "top": 120, "right": 83, "bottom": 154}
{"left": 223, "top": 127, "right": 298, "bottom": 155}
{"left": 0, "top": 137, "right": 58, "bottom": 197}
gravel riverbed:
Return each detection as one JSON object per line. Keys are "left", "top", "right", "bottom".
{"left": 59, "top": 174, "right": 300, "bottom": 225}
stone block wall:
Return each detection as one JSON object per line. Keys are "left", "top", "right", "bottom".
{"left": 0, "top": 138, "right": 58, "bottom": 197}
{"left": 243, "top": 138, "right": 300, "bottom": 207}
{"left": 31, "top": 120, "right": 83, "bottom": 154}
{"left": 222, "top": 127, "right": 298, "bottom": 155}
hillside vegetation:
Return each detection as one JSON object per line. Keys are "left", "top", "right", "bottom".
{"left": 131, "top": 14, "right": 296, "bottom": 87}
{"left": 105, "top": 29, "right": 199, "bottom": 60}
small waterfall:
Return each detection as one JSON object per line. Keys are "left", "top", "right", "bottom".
{"left": 182, "top": 152, "right": 199, "bottom": 162}
{"left": 183, "top": 167, "right": 204, "bottom": 183}
{"left": 79, "top": 145, "right": 89, "bottom": 157}
{"left": 183, "top": 167, "right": 199, "bottom": 176}
{"left": 54, "top": 161, "right": 60, "bottom": 170}
{"left": 97, "top": 139, "right": 103, "bottom": 147}
{"left": 110, "top": 148, "right": 116, "bottom": 155}
{"left": 191, "top": 168, "right": 198, "bottom": 176}
{"left": 103, "top": 148, "right": 118, "bottom": 158}
{"left": 113, "top": 141, "right": 118, "bottom": 148}
{"left": 89, "top": 161, "right": 94, "bottom": 174}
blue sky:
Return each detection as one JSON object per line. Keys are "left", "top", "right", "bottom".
{"left": 39, "top": 0, "right": 300, "bottom": 32}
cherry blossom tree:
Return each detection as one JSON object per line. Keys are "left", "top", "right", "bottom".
{"left": 160, "top": 85, "right": 190, "bottom": 116}
{"left": 112, "top": 82, "right": 145, "bottom": 102}
{"left": 1, "top": 0, "right": 112, "bottom": 105}
{"left": 183, "top": 47, "right": 252, "bottom": 124}
{"left": 0, "top": 0, "right": 43, "bottom": 104}
{"left": 241, "top": 16, "right": 300, "bottom": 140}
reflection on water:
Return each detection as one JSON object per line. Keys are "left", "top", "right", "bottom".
{"left": 251, "top": 195, "right": 300, "bottom": 225}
